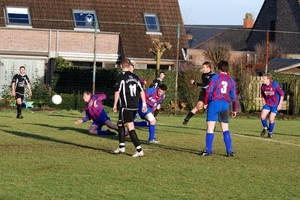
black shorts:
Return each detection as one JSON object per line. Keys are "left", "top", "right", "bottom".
{"left": 15, "top": 93, "right": 25, "bottom": 101}
{"left": 198, "top": 91, "right": 205, "bottom": 102}
{"left": 118, "top": 108, "right": 138, "bottom": 124}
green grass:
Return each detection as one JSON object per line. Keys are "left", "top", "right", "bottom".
{"left": 0, "top": 109, "right": 300, "bottom": 200}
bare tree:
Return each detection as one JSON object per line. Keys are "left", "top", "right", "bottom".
{"left": 202, "top": 41, "right": 231, "bottom": 69}
{"left": 254, "top": 41, "right": 282, "bottom": 64}
{"left": 149, "top": 38, "right": 172, "bottom": 77}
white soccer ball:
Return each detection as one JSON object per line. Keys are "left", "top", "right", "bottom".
{"left": 52, "top": 94, "right": 62, "bottom": 105}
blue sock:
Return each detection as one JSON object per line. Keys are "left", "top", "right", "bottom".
{"left": 134, "top": 121, "right": 148, "bottom": 127}
{"left": 268, "top": 122, "right": 275, "bottom": 133}
{"left": 205, "top": 133, "right": 214, "bottom": 153}
{"left": 223, "top": 130, "right": 232, "bottom": 153}
{"left": 261, "top": 119, "right": 268, "bottom": 128}
{"left": 148, "top": 124, "right": 156, "bottom": 141}
{"left": 97, "top": 130, "right": 108, "bottom": 135}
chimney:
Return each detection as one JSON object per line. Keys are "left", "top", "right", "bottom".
{"left": 243, "top": 13, "right": 254, "bottom": 28}
{"left": 186, "top": 33, "right": 193, "bottom": 41}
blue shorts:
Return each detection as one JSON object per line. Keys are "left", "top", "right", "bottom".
{"left": 138, "top": 106, "right": 152, "bottom": 119}
{"left": 206, "top": 100, "right": 230, "bottom": 123}
{"left": 92, "top": 110, "right": 110, "bottom": 129}
{"left": 262, "top": 105, "right": 278, "bottom": 114}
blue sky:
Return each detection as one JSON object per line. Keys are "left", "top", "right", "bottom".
{"left": 178, "top": 0, "right": 265, "bottom": 25}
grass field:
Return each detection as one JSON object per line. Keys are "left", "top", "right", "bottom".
{"left": 0, "top": 109, "right": 300, "bottom": 200}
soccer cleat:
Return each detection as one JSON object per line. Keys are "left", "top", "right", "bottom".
{"left": 260, "top": 128, "right": 267, "bottom": 136}
{"left": 114, "top": 147, "right": 125, "bottom": 154}
{"left": 132, "top": 150, "right": 144, "bottom": 157}
{"left": 106, "top": 129, "right": 116, "bottom": 136}
{"left": 267, "top": 133, "right": 273, "bottom": 138}
{"left": 125, "top": 131, "right": 130, "bottom": 137}
{"left": 200, "top": 150, "right": 212, "bottom": 156}
{"left": 16, "top": 115, "right": 24, "bottom": 119}
{"left": 148, "top": 139, "right": 160, "bottom": 143}
{"left": 183, "top": 119, "right": 189, "bottom": 126}
{"left": 227, "top": 152, "right": 236, "bottom": 157}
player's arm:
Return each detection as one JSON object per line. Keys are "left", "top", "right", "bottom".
{"left": 11, "top": 82, "right": 16, "bottom": 97}
{"left": 27, "top": 83, "right": 32, "bottom": 96}
{"left": 75, "top": 110, "right": 90, "bottom": 124}
{"left": 113, "top": 91, "right": 120, "bottom": 112}
{"left": 230, "top": 83, "right": 238, "bottom": 118}
{"left": 140, "top": 90, "right": 147, "bottom": 113}
{"left": 276, "top": 86, "right": 285, "bottom": 110}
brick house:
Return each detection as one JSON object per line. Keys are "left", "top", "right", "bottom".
{"left": 0, "top": 0, "right": 187, "bottom": 92}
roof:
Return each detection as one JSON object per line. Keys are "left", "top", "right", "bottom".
{"left": 0, "top": 0, "right": 188, "bottom": 61}
{"left": 268, "top": 58, "right": 300, "bottom": 71}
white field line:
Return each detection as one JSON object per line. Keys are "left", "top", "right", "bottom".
{"left": 157, "top": 123, "right": 300, "bottom": 148}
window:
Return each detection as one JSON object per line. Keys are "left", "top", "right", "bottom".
{"left": 143, "top": 13, "right": 160, "bottom": 32}
{"left": 5, "top": 7, "right": 31, "bottom": 25}
{"left": 73, "top": 10, "right": 97, "bottom": 28}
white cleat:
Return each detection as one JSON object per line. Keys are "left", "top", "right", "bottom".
{"left": 132, "top": 150, "right": 144, "bottom": 157}
{"left": 114, "top": 147, "right": 125, "bottom": 154}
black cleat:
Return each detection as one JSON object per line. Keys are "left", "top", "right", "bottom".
{"left": 16, "top": 115, "right": 24, "bottom": 119}
{"left": 260, "top": 128, "right": 267, "bottom": 136}
{"left": 267, "top": 133, "right": 273, "bottom": 138}
{"left": 107, "top": 129, "right": 116, "bottom": 136}
{"left": 200, "top": 150, "right": 212, "bottom": 156}
{"left": 227, "top": 152, "right": 236, "bottom": 157}
{"left": 183, "top": 119, "right": 189, "bottom": 126}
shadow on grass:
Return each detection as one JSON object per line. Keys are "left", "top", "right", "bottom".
{"left": 235, "top": 130, "right": 300, "bottom": 138}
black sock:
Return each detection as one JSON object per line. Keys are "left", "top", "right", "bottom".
{"left": 118, "top": 126, "right": 125, "bottom": 144}
{"left": 129, "top": 130, "right": 140, "bottom": 148}
{"left": 185, "top": 112, "right": 194, "bottom": 120}
{"left": 154, "top": 109, "right": 159, "bottom": 117}
{"left": 17, "top": 104, "right": 22, "bottom": 115}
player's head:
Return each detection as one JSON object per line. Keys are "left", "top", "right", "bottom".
{"left": 217, "top": 60, "right": 229, "bottom": 73}
{"left": 158, "top": 84, "right": 167, "bottom": 96}
{"left": 83, "top": 91, "right": 92, "bottom": 102}
{"left": 121, "top": 59, "right": 134, "bottom": 71}
{"left": 202, "top": 61, "right": 212, "bottom": 73}
{"left": 262, "top": 73, "right": 272, "bottom": 85}
{"left": 19, "top": 66, "right": 25, "bottom": 74}
{"left": 159, "top": 71, "right": 165, "bottom": 80}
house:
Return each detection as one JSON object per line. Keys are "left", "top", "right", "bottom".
{"left": 0, "top": 0, "right": 188, "bottom": 92}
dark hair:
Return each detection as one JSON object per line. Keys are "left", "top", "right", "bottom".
{"left": 121, "top": 58, "right": 134, "bottom": 67}
{"left": 19, "top": 66, "right": 25, "bottom": 69}
{"left": 217, "top": 60, "right": 229, "bottom": 72}
{"left": 159, "top": 71, "right": 165, "bottom": 75}
{"left": 83, "top": 91, "right": 92, "bottom": 95}
{"left": 159, "top": 84, "right": 167, "bottom": 91}
{"left": 202, "top": 61, "right": 212, "bottom": 69}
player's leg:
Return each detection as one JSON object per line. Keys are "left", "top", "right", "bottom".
{"left": 183, "top": 92, "right": 204, "bottom": 125}
{"left": 153, "top": 104, "right": 161, "bottom": 119}
{"left": 144, "top": 113, "right": 157, "bottom": 142}
{"left": 260, "top": 106, "right": 270, "bottom": 136}
{"left": 104, "top": 119, "right": 118, "bottom": 131}
{"left": 114, "top": 109, "right": 126, "bottom": 154}
{"left": 124, "top": 110, "right": 143, "bottom": 157}
{"left": 267, "top": 107, "right": 278, "bottom": 138}
{"left": 16, "top": 95, "right": 23, "bottom": 118}
{"left": 134, "top": 107, "right": 149, "bottom": 127}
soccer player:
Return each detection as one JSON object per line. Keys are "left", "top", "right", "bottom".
{"left": 113, "top": 59, "right": 147, "bottom": 157}
{"left": 260, "top": 73, "right": 284, "bottom": 138}
{"left": 183, "top": 61, "right": 215, "bottom": 125}
{"left": 74, "top": 91, "right": 118, "bottom": 135}
{"left": 201, "top": 60, "right": 238, "bottom": 157}
{"left": 134, "top": 84, "right": 167, "bottom": 143}
{"left": 11, "top": 66, "right": 32, "bottom": 119}
{"left": 149, "top": 71, "right": 166, "bottom": 118}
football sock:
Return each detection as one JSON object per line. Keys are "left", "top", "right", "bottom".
{"left": 261, "top": 119, "right": 268, "bottom": 128}
{"left": 136, "top": 145, "right": 142, "bottom": 152}
{"left": 129, "top": 130, "right": 141, "bottom": 147}
{"left": 205, "top": 133, "right": 214, "bottom": 153}
{"left": 134, "top": 121, "right": 148, "bottom": 127}
{"left": 223, "top": 130, "right": 232, "bottom": 153}
{"left": 119, "top": 143, "right": 125, "bottom": 148}
{"left": 148, "top": 124, "right": 156, "bottom": 141}
{"left": 268, "top": 122, "right": 275, "bottom": 133}
{"left": 118, "top": 126, "right": 125, "bottom": 143}
{"left": 17, "top": 104, "right": 22, "bottom": 115}
{"left": 154, "top": 109, "right": 159, "bottom": 117}
{"left": 185, "top": 112, "right": 194, "bottom": 121}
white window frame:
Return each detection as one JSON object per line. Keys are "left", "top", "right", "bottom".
{"left": 73, "top": 10, "right": 98, "bottom": 30}
{"left": 143, "top": 13, "right": 161, "bottom": 32}
{"left": 5, "top": 6, "right": 31, "bottom": 26}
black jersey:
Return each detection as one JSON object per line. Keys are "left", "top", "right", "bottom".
{"left": 149, "top": 78, "right": 163, "bottom": 88}
{"left": 11, "top": 73, "right": 30, "bottom": 94}
{"left": 194, "top": 71, "right": 215, "bottom": 91}
{"left": 115, "top": 71, "right": 144, "bottom": 109}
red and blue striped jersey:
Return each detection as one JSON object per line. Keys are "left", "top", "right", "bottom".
{"left": 82, "top": 93, "right": 106, "bottom": 122}
{"left": 261, "top": 81, "right": 284, "bottom": 106}
{"left": 145, "top": 87, "right": 165, "bottom": 113}
{"left": 204, "top": 72, "right": 238, "bottom": 111}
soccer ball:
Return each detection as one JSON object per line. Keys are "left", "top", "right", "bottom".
{"left": 52, "top": 94, "right": 62, "bottom": 105}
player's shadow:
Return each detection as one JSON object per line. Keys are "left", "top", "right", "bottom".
{"left": 237, "top": 130, "right": 300, "bottom": 138}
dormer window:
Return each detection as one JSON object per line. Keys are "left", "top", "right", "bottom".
{"left": 73, "top": 10, "right": 97, "bottom": 28}
{"left": 5, "top": 7, "right": 31, "bottom": 25}
{"left": 143, "top": 13, "right": 160, "bottom": 32}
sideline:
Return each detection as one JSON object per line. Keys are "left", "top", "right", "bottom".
{"left": 157, "top": 122, "right": 300, "bottom": 148}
